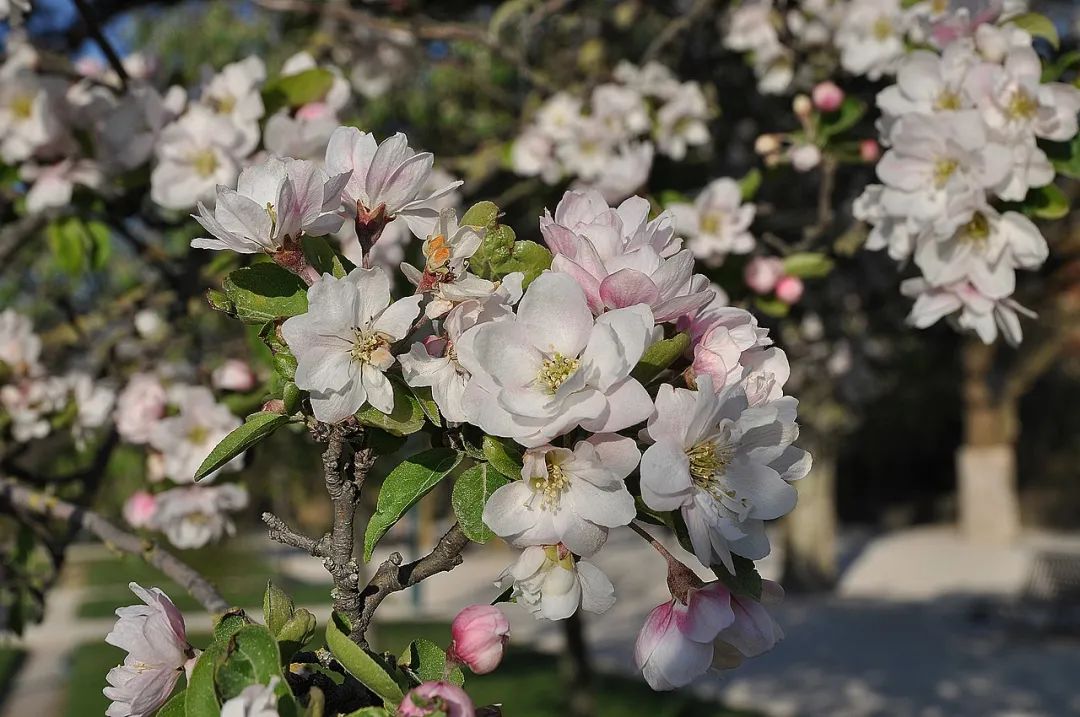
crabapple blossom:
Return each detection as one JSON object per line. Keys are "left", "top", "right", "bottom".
{"left": 148, "top": 484, "right": 249, "bottom": 549}
{"left": 401, "top": 208, "right": 493, "bottom": 318}
{"left": 743, "top": 257, "right": 785, "bottom": 295}
{"left": 902, "top": 277, "right": 1034, "bottom": 345}
{"left": 68, "top": 372, "right": 116, "bottom": 445}
{"left": 20, "top": 158, "right": 103, "bottom": 214}
{"left": 458, "top": 272, "right": 655, "bottom": 447}
{"left": 282, "top": 267, "right": 422, "bottom": 421}
{"left": 775, "top": 276, "right": 804, "bottom": 305}
{"left": 114, "top": 373, "right": 167, "bottom": 445}
{"left": 399, "top": 274, "right": 522, "bottom": 423}
{"left": 499, "top": 544, "right": 616, "bottom": 620}
{"left": 482, "top": 434, "right": 639, "bottom": 556}
{"left": 192, "top": 155, "right": 350, "bottom": 254}
{"left": 0, "top": 309, "right": 42, "bottom": 377}
{"left": 197, "top": 56, "right": 265, "bottom": 155}
{"left": 634, "top": 581, "right": 735, "bottom": 691}
{"left": 399, "top": 682, "right": 474, "bottom": 717}
{"left": 123, "top": 491, "right": 158, "bottom": 529}
{"left": 835, "top": 0, "right": 912, "bottom": 80}
{"left": 654, "top": 83, "right": 710, "bottom": 160}
{"left": 712, "top": 580, "right": 786, "bottom": 670}
{"left": 151, "top": 105, "right": 246, "bottom": 210}
{"left": 447, "top": 604, "right": 510, "bottom": 675}
{"left": 220, "top": 679, "right": 280, "bottom": 717}
{"left": 212, "top": 359, "right": 257, "bottom": 393}
{"left": 639, "top": 376, "right": 810, "bottom": 572}
{"left": 689, "top": 309, "right": 790, "bottom": 405}
{"left": 103, "top": 583, "right": 193, "bottom": 717}
{"left": 0, "top": 69, "right": 65, "bottom": 164}
{"left": 669, "top": 179, "right": 756, "bottom": 267}
{"left": 148, "top": 386, "right": 243, "bottom": 482}
{"left": 324, "top": 127, "right": 462, "bottom": 239}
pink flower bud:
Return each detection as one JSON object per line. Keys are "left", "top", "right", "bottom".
{"left": 859, "top": 139, "right": 880, "bottom": 163}
{"left": 212, "top": 359, "right": 256, "bottom": 392}
{"left": 447, "top": 604, "right": 510, "bottom": 675}
{"left": 743, "top": 257, "right": 785, "bottom": 295}
{"left": 123, "top": 490, "right": 158, "bottom": 528}
{"left": 775, "top": 276, "right": 804, "bottom": 305}
{"left": 423, "top": 334, "right": 448, "bottom": 358}
{"left": 398, "top": 682, "right": 474, "bottom": 717}
{"left": 296, "top": 102, "right": 332, "bottom": 121}
{"left": 811, "top": 81, "right": 844, "bottom": 112}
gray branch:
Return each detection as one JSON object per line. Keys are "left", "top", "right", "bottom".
{"left": 0, "top": 476, "right": 229, "bottom": 613}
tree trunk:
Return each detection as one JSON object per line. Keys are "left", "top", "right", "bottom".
{"left": 957, "top": 341, "right": 1021, "bottom": 544}
{"left": 782, "top": 433, "right": 838, "bottom": 592}
{"left": 559, "top": 611, "right": 595, "bottom": 717}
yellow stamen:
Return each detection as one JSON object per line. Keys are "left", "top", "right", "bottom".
{"left": 537, "top": 353, "right": 580, "bottom": 394}
{"left": 933, "top": 158, "right": 958, "bottom": 187}
{"left": 191, "top": 149, "right": 219, "bottom": 178}
{"left": 530, "top": 456, "right": 571, "bottom": 510}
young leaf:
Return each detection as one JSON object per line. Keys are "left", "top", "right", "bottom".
{"left": 263, "top": 68, "right": 335, "bottom": 114}
{"left": 738, "top": 168, "right": 763, "bottom": 200}
{"left": 222, "top": 264, "right": 309, "bottom": 323}
{"left": 157, "top": 692, "right": 186, "bottom": 717}
{"left": 399, "top": 638, "right": 465, "bottom": 686}
{"left": 460, "top": 201, "right": 500, "bottom": 228}
{"left": 363, "top": 449, "right": 464, "bottom": 560}
{"left": 1022, "top": 183, "right": 1069, "bottom": 220}
{"left": 214, "top": 625, "right": 288, "bottom": 702}
{"left": 631, "top": 332, "right": 690, "bottom": 385}
{"left": 408, "top": 385, "right": 442, "bottom": 426}
{"left": 355, "top": 376, "right": 427, "bottom": 436}
{"left": 820, "top": 97, "right": 867, "bottom": 139}
{"left": 302, "top": 236, "right": 354, "bottom": 278}
{"left": 195, "top": 412, "right": 291, "bottom": 481}
{"left": 1011, "top": 12, "right": 1060, "bottom": 49}
{"left": 481, "top": 435, "right": 523, "bottom": 480}
{"left": 276, "top": 609, "right": 317, "bottom": 662}
{"left": 185, "top": 642, "right": 225, "bottom": 717}
{"left": 452, "top": 463, "right": 510, "bottom": 543}
{"left": 263, "top": 581, "right": 296, "bottom": 637}
{"left": 213, "top": 609, "right": 250, "bottom": 644}
{"left": 326, "top": 612, "right": 404, "bottom": 705}
{"left": 713, "top": 555, "right": 764, "bottom": 600}
{"left": 782, "top": 252, "right": 834, "bottom": 278}
{"left": 755, "top": 296, "right": 791, "bottom": 318}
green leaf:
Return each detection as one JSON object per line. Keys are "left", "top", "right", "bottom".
{"left": 399, "top": 639, "right": 465, "bottom": 686}
{"left": 355, "top": 376, "right": 427, "bottom": 436}
{"left": 1042, "top": 50, "right": 1080, "bottom": 82}
{"left": 302, "top": 236, "right": 354, "bottom": 278}
{"left": 326, "top": 612, "right": 404, "bottom": 705}
{"left": 408, "top": 385, "right": 441, "bottom": 426}
{"left": 263, "top": 68, "right": 335, "bottom": 114}
{"left": 494, "top": 239, "right": 552, "bottom": 288}
{"left": 631, "top": 332, "right": 690, "bottom": 385}
{"left": 186, "top": 642, "right": 224, "bottom": 717}
{"left": 157, "top": 692, "right": 186, "bottom": 717}
{"left": 342, "top": 709, "right": 392, "bottom": 717}
{"left": 755, "top": 296, "right": 790, "bottom": 318}
{"left": 263, "top": 581, "right": 296, "bottom": 637}
{"left": 713, "top": 555, "right": 764, "bottom": 600}
{"left": 452, "top": 463, "right": 510, "bottom": 544}
{"left": 481, "top": 435, "right": 523, "bottom": 480}
{"left": 738, "top": 169, "right": 762, "bottom": 201}
{"left": 214, "top": 625, "right": 290, "bottom": 703}
{"left": 820, "top": 97, "right": 867, "bottom": 139}
{"left": 282, "top": 382, "right": 302, "bottom": 414}
{"left": 47, "top": 218, "right": 87, "bottom": 276}
{"left": 657, "top": 189, "right": 690, "bottom": 206}
{"left": 222, "top": 263, "right": 308, "bottom": 323}
{"left": 276, "top": 609, "right": 317, "bottom": 661}
{"left": 1044, "top": 135, "right": 1080, "bottom": 179}
{"left": 460, "top": 201, "right": 500, "bottom": 228}
{"left": 213, "top": 609, "right": 250, "bottom": 644}
{"left": 1011, "top": 12, "right": 1059, "bottom": 49}
{"left": 782, "top": 252, "right": 834, "bottom": 278}
{"left": 195, "top": 411, "right": 291, "bottom": 481}
{"left": 363, "top": 448, "right": 463, "bottom": 561}
{"left": 1022, "top": 183, "right": 1069, "bottom": 220}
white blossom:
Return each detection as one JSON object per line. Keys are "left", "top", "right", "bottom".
{"left": 149, "top": 484, "right": 248, "bottom": 549}
{"left": 197, "top": 56, "right": 265, "bottom": 155}
{"left": 669, "top": 179, "right": 756, "bottom": 267}
{"left": 499, "top": 544, "right": 615, "bottom": 621}
{"left": 400, "top": 209, "right": 493, "bottom": 319}
{"left": 148, "top": 385, "right": 243, "bottom": 483}
{"left": 151, "top": 106, "right": 246, "bottom": 210}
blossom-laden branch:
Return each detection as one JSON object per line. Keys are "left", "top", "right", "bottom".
{"left": 0, "top": 475, "right": 229, "bottom": 613}
{"left": 354, "top": 523, "right": 471, "bottom": 644}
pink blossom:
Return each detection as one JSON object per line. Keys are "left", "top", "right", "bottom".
{"left": 295, "top": 102, "right": 332, "bottom": 121}
{"left": 743, "top": 257, "right": 785, "bottom": 295}
{"left": 859, "top": 139, "right": 880, "bottom": 163}
{"left": 398, "top": 682, "right": 474, "bottom": 717}
{"left": 775, "top": 276, "right": 804, "bottom": 305}
{"left": 212, "top": 359, "right": 257, "bottom": 393}
{"left": 104, "top": 583, "right": 193, "bottom": 717}
{"left": 634, "top": 582, "right": 735, "bottom": 691}
{"left": 811, "top": 81, "right": 844, "bottom": 112}
{"left": 122, "top": 491, "right": 158, "bottom": 529}
{"left": 447, "top": 605, "right": 510, "bottom": 675}
{"left": 713, "top": 581, "right": 786, "bottom": 669}
{"left": 113, "top": 373, "right": 167, "bottom": 445}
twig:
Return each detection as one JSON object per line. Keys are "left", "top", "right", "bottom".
{"left": 0, "top": 476, "right": 229, "bottom": 613}
{"left": 71, "top": 0, "right": 130, "bottom": 91}
{"left": 641, "top": 0, "right": 715, "bottom": 64}
{"left": 319, "top": 427, "right": 367, "bottom": 626}
{"left": 802, "top": 155, "right": 838, "bottom": 244}
{"left": 354, "top": 523, "right": 470, "bottom": 644}
{"left": 263, "top": 511, "right": 328, "bottom": 557}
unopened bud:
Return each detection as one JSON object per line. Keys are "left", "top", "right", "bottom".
{"left": 859, "top": 139, "right": 881, "bottom": 163}
{"left": 775, "top": 275, "right": 805, "bottom": 305}
{"left": 792, "top": 94, "right": 813, "bottom": 119}
{"left": 447, "top": 604, "right": 510, "bottom": 675}
{"left": 754, "top": 133, "right": 781, "bottom": 156}
{"left": 811, "top": 81, "right": 844, "bottom": 112}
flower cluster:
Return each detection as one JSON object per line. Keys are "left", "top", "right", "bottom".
{"left": 0, "top": 310, "right": 115, "bottom": 445}
{"left": 854, "top": 21, "right": 1078, "bottom": 343}
{"left": 511, "top": 61, "right": 711, "bottom": 202}
{"left": 194, "top": 122, "right": 811, "bottom": 693}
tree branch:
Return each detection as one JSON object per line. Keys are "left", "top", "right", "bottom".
{"left": 319, "top": 427, "right": 367, "bottom": 627}
{"left": 641, "top": 0, "right": 715, "bottom": 64}
{"left": 70, "top": 0, "right": 129, "bottom": 90}
{"left": 263, "top": 511, "right": 328, "bottom": 557}
{"left": 0, "top": 476, "right": 229, "bottom": 613}
{"left": 354, "top": 523, "right": 470, "bottom": 644}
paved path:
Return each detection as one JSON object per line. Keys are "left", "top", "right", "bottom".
{"left": 5, "top": 526, "right": 1080, "bottom": 717}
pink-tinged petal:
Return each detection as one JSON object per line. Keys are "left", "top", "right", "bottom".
{"left": 599, "top": 269, "right": 660, "bottom": 310}
{"left": 637, "top": 602, "right": 713, "bottom": 690}
{"left": 644, "top": 384, "right": 695, "bottom": 445}
{"left": 585, "top": 433, "right": 641, "bottom": 478}
{"left": 552, "top": 255, "right": 604, "bottom": 314}
{"left": 364, "top": 133, "right": 413, "bottom": 204}
{"left": 639, "top": 441, "right": 693, "bottom": 511}
{"left": 580, "top": 377, "right": 653, "bottom": 433}
{"left": 681, "top": 583, "right": 735, "bottom": 642}
{"left": 652, "top": 292, "right": 713, "bottom": 323}
{"left": 540, "top": 217, "right": 583, "bottom": 257}
{"left": 716, "top": 594, "right": 783, "bottom": 659}
{"left": 378, "top": 152, "right": 434, "bottom": 212}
